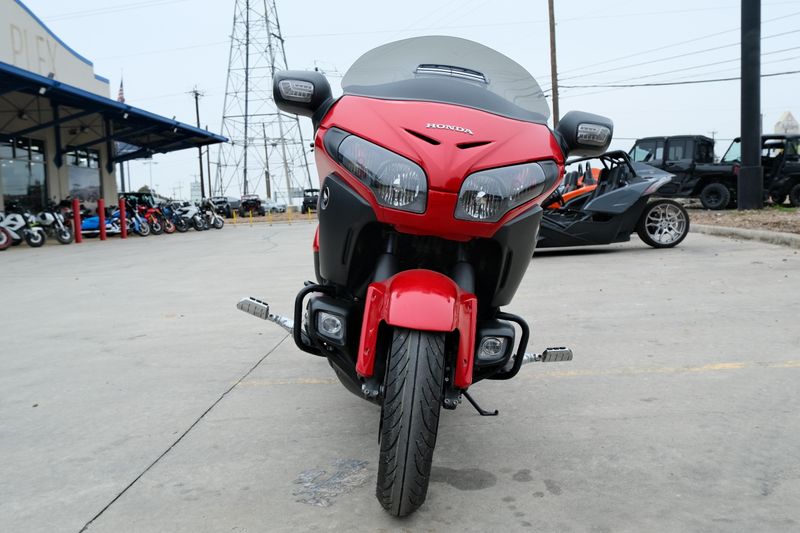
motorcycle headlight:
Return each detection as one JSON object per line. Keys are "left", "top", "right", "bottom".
{"left": 336, "top": 135, "right": 427, "bottom": 213}
{"left": 455, "top": 161, "right": 559, "bottom": 222}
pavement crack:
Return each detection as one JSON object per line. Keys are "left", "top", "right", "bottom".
{"left": 78, "top": 334, "right": 290, "bottom": 532}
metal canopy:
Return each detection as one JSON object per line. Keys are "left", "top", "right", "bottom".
{"left": 0, "top": 61, "right": 227, "bottom": 169}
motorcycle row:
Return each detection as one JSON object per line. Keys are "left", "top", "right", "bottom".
{"left": 0, "top": 198, "right": 224, "bottom": 251}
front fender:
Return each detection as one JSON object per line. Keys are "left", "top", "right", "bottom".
{"left": 356, "top": 269, "right": 477, "bottom": 389}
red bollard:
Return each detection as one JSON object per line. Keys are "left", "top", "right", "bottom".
{"left": 119, "top": 198, "right": 127, "bottom": 239}
{"left": 98, "top": 198, "right": 107, "bottom": 241}
{"left": 72, "top": 197, "right": 82, "bottom": 244}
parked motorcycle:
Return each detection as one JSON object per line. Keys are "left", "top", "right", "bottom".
{"left": 175, "top": 202, "right": 206, "bottom": 231}
{"left": 237, "top": 36, "right": 615, "bottom": 516}
{"left": 0, "top": 226, "right": 12, "bottom": 251}
{"left": 538, "top": 152, "right": 690, "bottom": 249}
{"left": 79, "top": 205, "right": 122, "bottom": 236}
{"left": 123, "top": 201, "right": 151, "bottom": 236}
{"left": 162, "top": 202, "right": 189, "bottom": 233}
{"left": 201, "top": 198, "right": 225, "bottom": 229}
{"left": 0, "top": 202, "right": 47, "bottom": 247}
{"left": 37, "top": 200, "right": 74, "bottom": 244}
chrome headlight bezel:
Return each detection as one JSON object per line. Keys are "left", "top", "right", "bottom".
{"left": 336, "top": 135, "right": 427, "bottom": 214}
{"left": 455, "top": 161, "right": 559, "bottom": 222}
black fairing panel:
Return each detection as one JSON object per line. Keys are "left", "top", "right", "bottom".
{"left": 481, "top": 206, "right": 543, "bottom": 308}
{"left": 537, "top": 196, "right": 649, "bottom": 248}
{"left": 317, "top": 174, "right": 377, "bottom": 287}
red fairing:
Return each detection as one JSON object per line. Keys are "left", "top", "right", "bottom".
{"left": 315, "top": 96, "right": 564, "bottom": 241}
{"left": 357, "top": 269, "right": 478, "bottom": 389}
{"left": 312, "top": 225, "right": 319, "bottom": 252}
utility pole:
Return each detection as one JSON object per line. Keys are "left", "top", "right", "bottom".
{"left": 119, "top": 161, "right": 126, "bottom": 192}
{"left": 739, "top": 0, "right": 763, "bottom": 209}
{"left": 262, "top": 122, "right": 272, "bottom": 199}
{"left": 205, "top": 123, "right": 212, "bottom": 197}
{"left": 548, "top": 0, "right": 560, "bottom": 127}
{"left": 191, "top": 87, "right": 206, "bottom": 198}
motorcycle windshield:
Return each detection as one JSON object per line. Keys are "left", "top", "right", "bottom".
{"left": 341, "top": 36, "right": 550, "bottom": 123}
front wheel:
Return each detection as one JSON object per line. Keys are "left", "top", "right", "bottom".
{"left": 56, "top": 226, "right": 74, "bottom": 244}
{"left": 636, "top": 199, "right": 690, "bottom": 248}
{"left": 137, "top": 220, "right": 151, "bottom": 236}
{"left": 377, "top": 328, "right": 445, "bottom": 517}
{"left": 24, "top": 228, "right": 46, "bottom": 248}
{"left": 175, "top": 218, "right": 189, "bottom": 233}
{"left": 699, "top": 182, "right": 731, "bottom": 210}
{"left": 162, "top": 218, "right": 176, "bottom": 234}
{"left": 789, "top": 183, "right": 800, "bottom": 207}
{"left": 213, "top": 217, "right": 224, "bottom": 229}
{"left": 150, "top": 218, "right": 163, "bottom": 235}
{"left": 0, "top": 227, "right": 11, "bottom": 250}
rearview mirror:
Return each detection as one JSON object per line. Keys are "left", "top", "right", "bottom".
{"left": 556, "top": 111, "right": 613, "bottom": 158}
{"left": 273, "top": 70, "right": 333, "bottom": 121}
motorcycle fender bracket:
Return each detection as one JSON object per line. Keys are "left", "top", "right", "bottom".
{"left": 356, "top": 269, "right": 477, "bottom": 389}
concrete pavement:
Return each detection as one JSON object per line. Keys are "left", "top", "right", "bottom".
{"left": 1, "top": 223, "right": 798, "bottom": 532}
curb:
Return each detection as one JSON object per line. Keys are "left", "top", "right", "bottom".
{"left": 692, "top": 224, "right": 800, "bottom": 249}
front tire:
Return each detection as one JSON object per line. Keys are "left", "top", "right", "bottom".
{"left": 56, "top": 226, "right": 74, "bottom": 244}
{"left": 377, "top": 328, "right": 445, "bottom": 517}
{"left": 24, "top": 229, "right": 46, "bottom": 248}
{"left": 137, "top": 221, "right": 151, "bottom": 236}
{"left": 163, "top": 218, "right": 176, "bottom": 234}
{"left": 150, "top": 218, "right": 163, "bottom": 235}
{"left": 699, "top": 182, "right": 731, "bottom": 210}
{"left": 213, "top": 217, "right": 224, "bottom": 229}
{"left": 0, "top": 227, "right": 11, "bottom": 250}
{"left": 789, "top": 183, "right": 800, "bottom": 207}
{"left": 636, "top": 199, "right": 690, "bottom": 248}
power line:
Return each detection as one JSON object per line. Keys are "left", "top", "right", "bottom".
{"left": 44, "top": 0, "right": 192, "bottom": 21}
{"left": 544, "top": 44, "right": 800, "bottom": 92}
{"left": 552, "top": 28, "right": 800, "bottom": 85}
{"left": 546, "top": 9, "right": 800, "bottom": 79}
{"left": 559, "top": 69, "right": 800, "bottom": 89}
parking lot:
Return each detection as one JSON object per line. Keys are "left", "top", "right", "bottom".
{"left": 1, "top": 223, "right": 799, "bottom": 532}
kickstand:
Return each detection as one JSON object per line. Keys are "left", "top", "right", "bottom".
{"left": 463, "top": 391, "right": 499, "bottom": 416}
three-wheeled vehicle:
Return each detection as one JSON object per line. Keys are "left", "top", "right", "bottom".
{"left": 538, "top": 151, "right": 690, "bottom": 249}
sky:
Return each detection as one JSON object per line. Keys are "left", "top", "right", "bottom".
{"left": 21, "top": 0, "right": 800, "bottom": 199}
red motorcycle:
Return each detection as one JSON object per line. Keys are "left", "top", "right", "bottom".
{"left": 239, "top": 36, "right": 613, "bottom": 516}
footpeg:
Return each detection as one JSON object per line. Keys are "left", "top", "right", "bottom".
{"left": 521, "top": 347, "right": 573, "bottom": 365}
{"left": 237, "top": 297, "right": 294, "bottom": 334}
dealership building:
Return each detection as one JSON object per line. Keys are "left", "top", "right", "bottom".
{"left": 0, "top": 0, "right": 225, "bottom": 212}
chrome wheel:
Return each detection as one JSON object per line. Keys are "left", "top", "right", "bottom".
{"left": 636, "top": 200, "right": 690, "bottom": 248}
{"left": 644, "top": 202, "right": 686, "bottom": 245}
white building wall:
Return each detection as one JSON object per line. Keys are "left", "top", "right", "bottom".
{"left": 0, "top": 0, "right": 110, "bottom": 96}
{"left": 0, "top": 0, "right": 116, "bottom": 211}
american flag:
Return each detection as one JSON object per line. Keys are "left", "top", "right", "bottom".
{"left": 117, "top": 79, "right": 125, "bottom": 103}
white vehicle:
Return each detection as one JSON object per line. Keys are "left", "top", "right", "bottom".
{"left": 176, "top": 202, "right": 206, "bottom": 231}
{"left": 201, "top": 199, "right": 225, "bottom": 229}
{"left": 261, "top": 199, "right": 287, "bottom": 214}
{"left": 37, "top": 201, "right": 74, "bottom": 244}
{"left": 0, "top": 202, "right": 47, "bottom": 247}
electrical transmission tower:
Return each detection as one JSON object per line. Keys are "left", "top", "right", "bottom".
{"left": 215, "top": 0, "right": 312, "bottom": 202}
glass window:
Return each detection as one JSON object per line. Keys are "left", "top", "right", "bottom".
{"left": 696, "top": 142, "right": 714, "bottom": 163}
{"left": 630, "top": 140, "right": 664, "bottom": 163}
{"left": 667, "top": 139, "right": 694, "bottom": 161}
{"left": 721, "top": 140, "right": 741, "bottom": 163}
{"left": 0, "top": 137, "right": 47, "bottom": 211}
{"left": 66, "top": 148, "right": 102, "bottom": 210}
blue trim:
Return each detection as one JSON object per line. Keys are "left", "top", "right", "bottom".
{"left": 14, "top": 1, "right": 95, "bottom": 68}
{"left": 94, "top": 74, "right": 110, "bottom": 84}
{"left": 0, "top": 60, "right": 228, "bottom": 144}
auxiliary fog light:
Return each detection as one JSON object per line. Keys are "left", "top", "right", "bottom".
{"left": 478, "top": 336, "right": 507, "bottom": 362}
{"left": 317, "top": 311, "right": 344, "bottom": 341}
